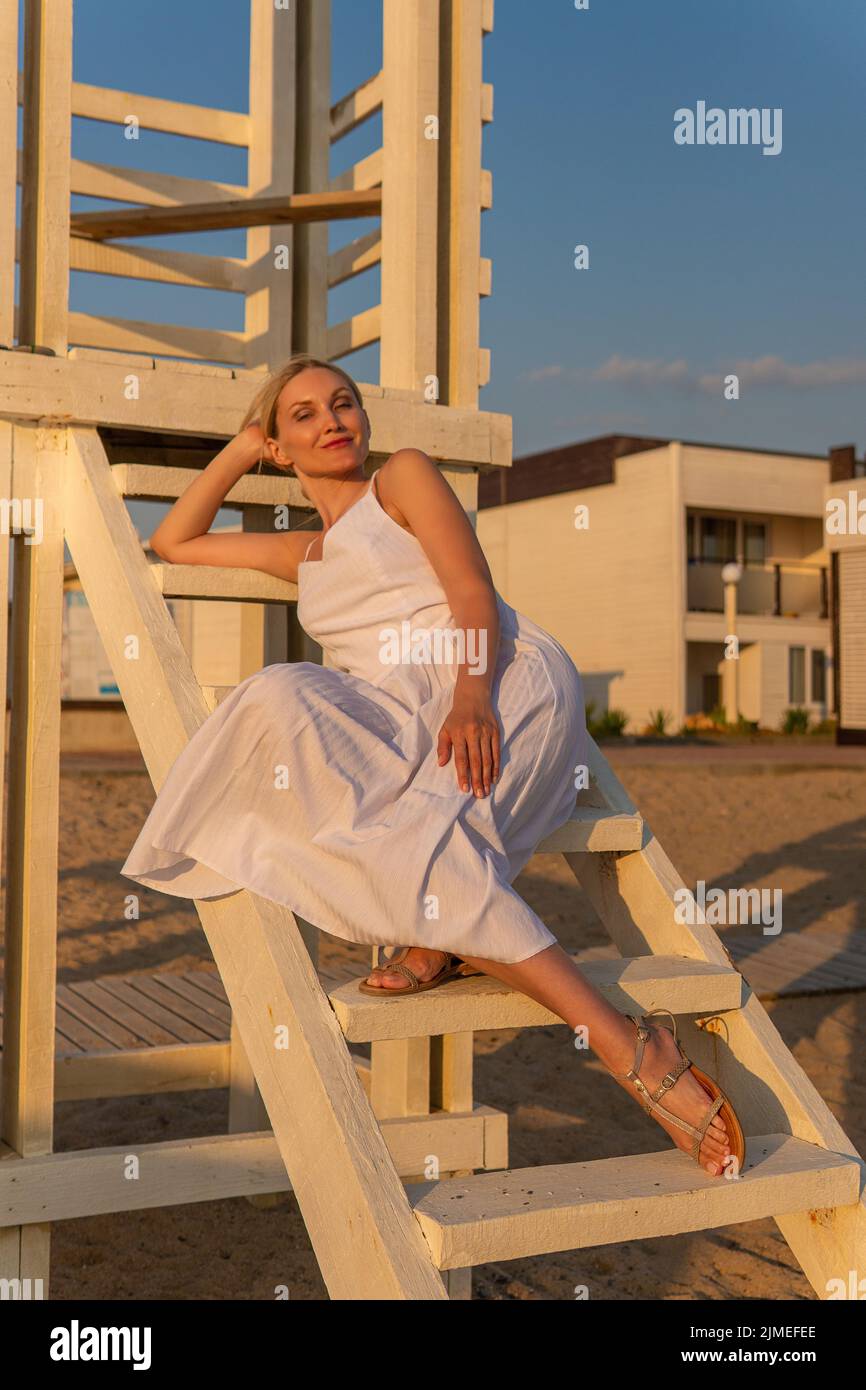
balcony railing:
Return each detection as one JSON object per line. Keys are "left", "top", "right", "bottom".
{"left": 686, "top": 560, "right": 829, "bottom": 618}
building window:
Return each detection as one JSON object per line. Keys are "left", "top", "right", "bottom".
{"left": 811, "top": 649, "right": 826, "bottom": 704}
{"left": 686, "top": 513, "right": 698, "bottom": 561}
{"left": 743, "top": 522, "right": 766, "bottom": 565}
{"left": 700, "top": 517, "right": 737, "bottom": 564}
{"left": 789, "top": 646, "right": 806, "bottom": 704}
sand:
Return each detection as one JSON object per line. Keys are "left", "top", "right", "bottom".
{"left": 5, "top": 755, "right": 865, "bottom": 1300}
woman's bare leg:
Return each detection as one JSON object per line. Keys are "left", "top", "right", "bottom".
{"left": 365, "top": 942, "right": 732, "bottom": 1176}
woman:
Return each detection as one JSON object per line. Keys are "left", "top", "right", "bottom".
{"left": 122, "top": 353, "right": 742, "bottom": 1177}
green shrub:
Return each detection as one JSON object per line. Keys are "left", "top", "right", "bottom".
{"left": 594, "top": 708, "right": 629, "bottom": 738}
{"left": 708, "top": 704, "right": 728, "bottom": 730}
{"left": 781, "top": 706, "right": 810, "bottom": 734}
{"left": 647, "top": 708, "right": 672, "bottom": 736}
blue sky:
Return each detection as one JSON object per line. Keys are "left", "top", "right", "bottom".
{"left": 20, "top": 0, "right": 866, "bottom": 538}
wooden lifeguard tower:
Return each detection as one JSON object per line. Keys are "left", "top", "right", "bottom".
{"left": 1, "top": 0, "right": 864, "bottom": 1301}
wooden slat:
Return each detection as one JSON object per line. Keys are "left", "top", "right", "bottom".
{"left": 0, "top": 1109, "right": 508, "bottom": 1225}
{"left": 536, "top": 807, "right": 643, "bottom": 853}
{"left": 150, "top": 562, "right": 298, "bottom": 604}
{"left": 54, "top": 1041, "right": 230, "bottom": 1102}
{"left": 52, "top": 1007, "right": 107, "bottom": 1056}
{"left": 111, "top": 463, "right": 304, "bottom": 508}
{"left": 65, "top": 311, "right": 246, "bottom": 365}
{"left": 64, "top": 981, "right": 184, "bottom": 1047}
{"left": 71, "top": 189, "right": 382, "bottom": 242}
{"left": 2, "top": 354, "right": 512, "bottom": 468}
{"left": 330, "top": 71, "right": 383, "bottom": 142}
{"left": 64, "top": 236, "right": 248, "bottom": 292}
{"left": 16, "top": 149, "right": 247, "bottom": 209}
{"left": 328, "top": 148, "right": 382, "bottom": 193}
{"left": 119, "top": 976, "right": 229, "bottom": 1041}
{"left": 83, "top": 977, "right": 216, "bottom": 1045}
{"left": 329, "top": 954, "right": 744, "bottom": 1043}
{"left": 328, "top": 229, "right": 382, "bottom": 288}
{"left": 726, "top": 929, "right": 866, "bottom": 998}
{"left": 409, "top": 1135, "right": 861, "bottom": 1270}
{"left": 184, "top": 969, "right": 229, "bottom": 1004}
{"left": 327, "top": 304, "right": 381, "bottom": 359}
{"left": 70, "top": 160, "right": 245, "bottom": 206}
{"left": 150, "top": 973, "right": 232, "bottom": 1025}
{"left": 55, "top": 983, "right": 147, "bottom": 1050}
{"left": 16, "top": 71, "right": 250, "bottom": 147}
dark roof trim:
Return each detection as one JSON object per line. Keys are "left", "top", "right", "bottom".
{"left": 479, "top": 433, "right": 828, "bottom": 510}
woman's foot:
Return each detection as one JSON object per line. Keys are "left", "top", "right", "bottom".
{"left": 609, "top": 1017, "right": 733, "bottom": 1176}
{"left": 364, "top": 947, "right": 451, "bottom": 990}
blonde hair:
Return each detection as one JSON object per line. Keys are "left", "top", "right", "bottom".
{"left": 239, "top": 353, "right": 367, "bottom": 474}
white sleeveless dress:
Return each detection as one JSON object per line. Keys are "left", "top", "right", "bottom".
{"left": 121, "top": 471, "right": 588, "bottom": 963}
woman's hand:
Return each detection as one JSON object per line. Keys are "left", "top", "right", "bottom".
{"left": 239, "top": 421, "right": 276, "bottom": 469}
{"left": 437, "top": 685, "right": 501, "bottom": 797}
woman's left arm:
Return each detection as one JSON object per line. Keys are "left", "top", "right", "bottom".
{"left": 378, "top": 449, "right": 503, "bottom": 798}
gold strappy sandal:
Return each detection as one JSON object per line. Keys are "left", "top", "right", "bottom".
{"left": 617, "top": 1008, "right": 746, "bottom": 1174}
{"left": 358, "top": 947, "right": 483, "bottom": 997}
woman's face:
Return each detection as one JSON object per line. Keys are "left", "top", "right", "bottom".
{"left": 268, "top": 367, "right": 369, "bottom": 476}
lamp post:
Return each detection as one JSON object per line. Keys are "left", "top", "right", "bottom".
{"left": 721, "top": 562, "right": 743, "bottom": 724}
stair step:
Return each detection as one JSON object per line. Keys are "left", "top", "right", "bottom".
{"left": 328, "top": 954, "right": 744, "bottom": 1042}
{"left": 407, "top": 1133, "right": 861, "bottom": 1269}
{"left": 151, "top": 562, "right": 297, "bottom": 604}
{"left": 537, "top": 808, "right": 642, "bottom": 852}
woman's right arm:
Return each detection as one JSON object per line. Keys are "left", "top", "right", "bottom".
{"left": 149, "top": 425, "right": 311, "bottom": 583}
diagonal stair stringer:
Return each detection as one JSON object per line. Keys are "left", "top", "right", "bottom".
{"left": 62, "top": 424, "right": 447, "bottom": 1300}
{"left": 567, "top": 737, "right": 866, "bottom": 1297}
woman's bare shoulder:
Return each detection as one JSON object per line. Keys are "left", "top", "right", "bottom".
{"left": 374, "top": 453, "right": 426, "bottom": 533}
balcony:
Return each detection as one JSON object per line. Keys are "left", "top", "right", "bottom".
{"left": 686, "top": 560, "right": 829, "bottom": 619}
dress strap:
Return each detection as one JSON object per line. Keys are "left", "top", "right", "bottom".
{"left": 303, "top": 535, "right": 317, "bottom": 562}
